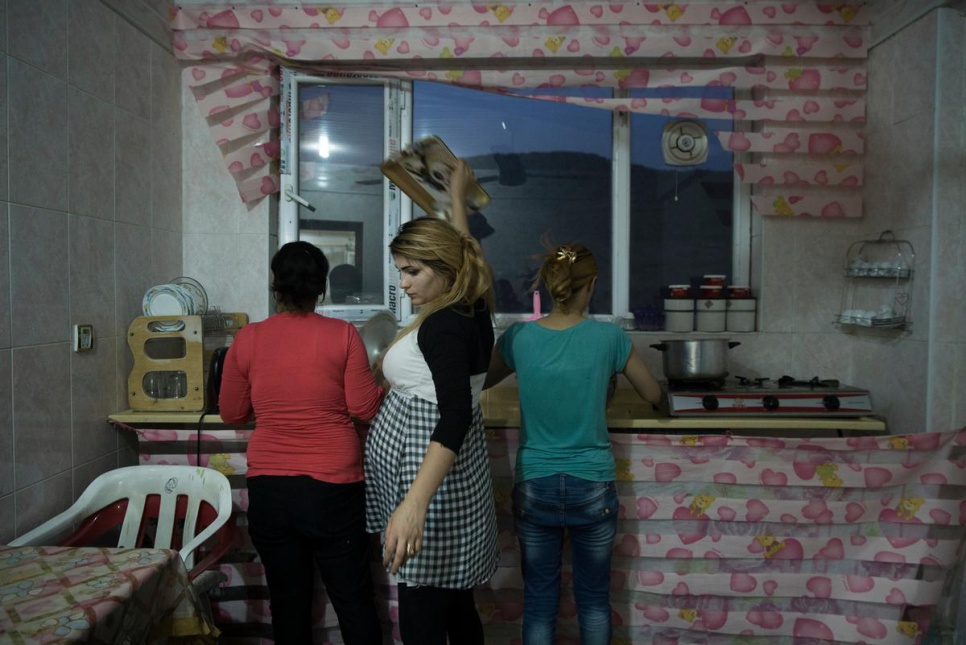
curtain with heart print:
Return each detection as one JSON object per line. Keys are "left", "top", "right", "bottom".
{"left": 171, "top": 2, "right": 869, "bottom": 216}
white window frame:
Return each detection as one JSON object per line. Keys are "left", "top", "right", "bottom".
{"left": 279, "top": 72, "right": 413, "bottom": 322}
{"left": 279, "top": 72, "right": 751, "bottom": 325}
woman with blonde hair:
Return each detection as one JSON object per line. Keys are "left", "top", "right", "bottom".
{"left": 365, "top": 161, "right": 498, "bottom": 644}
{"left": 486, "top": 242, "right": 661, "bottom": 645}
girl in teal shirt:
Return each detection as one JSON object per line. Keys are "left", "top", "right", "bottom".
{"left": 486, "top": 243, "right": 660, "bottom": 645}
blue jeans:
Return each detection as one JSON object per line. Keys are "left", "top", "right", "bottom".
{"left": 512, "top": 475, "right": 618, "bottom": 645}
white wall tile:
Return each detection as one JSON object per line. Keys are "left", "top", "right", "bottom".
{"left": 184, "top": 232, "right": 271, "bottom": 322}
{"left": 68, "top": 87, "right": 115, "bottom": 220}
{"left": 114, "top": 222, "right": 155, "bottom": 335}
{"left": 12, "top": 344, "right": 72, "bottom": 489}
{"left": 14, "top": 471, "right": 71, "bottom": 538}
{"left": 0, "top": 349, "right": 12, "bottom": 496}
{"left": 115, "top": 112, "right": 152, "bottom": 227}
{"left": 68, "top": 0, "right": 115, "bottom": 102}
{"left": 0, "top": 205, "right": 9, "bottom": 349}
{"left": 70, "top": 339, "right": 119, "bottom": 465}
{"left": 892, "top": 10, "right": 938, "bottom": 125}
{"left": 69, "top": 214, "right": 116, "bottom": 338}
{"left": 72, "top": 452, "right": 119, "bottom": 503}
{"left": 114, "top": 18, "right": 151, "bottom": 121}
{"left": 9, "top": 206, "right": 69, "bottom": 346}
{"left": 8, "top": 60, "right": 68, "bottom": 212}
{"left": 0, "top": 60, "right": 7, "bottom": 201}
{"left": 8, "top": 0, "right": 68, "bottom": 81}
{"left": 0, "top": 495, "right": 13, "bottom": 544}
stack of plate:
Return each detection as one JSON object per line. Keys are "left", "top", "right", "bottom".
{"left": 142, "top": 277, "right": 209, "bottom": 331}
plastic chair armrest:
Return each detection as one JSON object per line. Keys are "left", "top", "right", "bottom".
{"left": 9, "top": 510, "right": 81, "bottom": 547}
{"left": 185, "top": 516, "right": 236, "bottom": 581}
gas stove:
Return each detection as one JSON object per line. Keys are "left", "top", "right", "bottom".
{"left": 661, "top": 375, "right": 874, "bottom": 417}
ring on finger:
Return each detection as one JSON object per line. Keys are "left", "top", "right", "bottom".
{"left": 406, "top": 543, "right": 416, "bottom": 556}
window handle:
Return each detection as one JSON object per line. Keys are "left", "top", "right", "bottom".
{"left": 283, "top": 185, "right": 316, "bottom": 212}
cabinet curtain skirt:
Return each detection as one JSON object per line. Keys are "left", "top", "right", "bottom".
{"left": 364, "top": 390, "right": 499, "bottom": 589}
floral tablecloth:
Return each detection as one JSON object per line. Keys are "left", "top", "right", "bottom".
{"left": 0, "top": 546, "right": 218, "bottom": 644}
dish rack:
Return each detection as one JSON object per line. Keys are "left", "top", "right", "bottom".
{"left": 127, "top": 312, "right": 248, "bottom": 412}
{"left": 836, "top": 230, "right": 914, "bottom": 330}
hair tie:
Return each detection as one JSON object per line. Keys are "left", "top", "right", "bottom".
{"left": 555, "top": 246, "right": 577, "bottom": 264}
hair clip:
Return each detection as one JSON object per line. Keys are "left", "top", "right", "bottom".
{"left": 556, "top": 246, "right": 577, "bottom": 264}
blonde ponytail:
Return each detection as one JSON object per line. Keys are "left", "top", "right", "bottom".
{"left": 531, "top": 241, "right": 598, "bottom": 314}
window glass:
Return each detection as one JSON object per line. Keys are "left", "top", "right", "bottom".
{"left": 628, "top": 86, "right": 734, "bottom": 329}
{"left": 297, "top": 83, "right": 386, "bottom": 306}
{"left": 414, "top": 82, "right": 614, "bottom": 314}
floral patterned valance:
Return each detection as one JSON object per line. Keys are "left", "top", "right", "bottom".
{"left": 172, "top": 2, "right": 869, "bottom": 217}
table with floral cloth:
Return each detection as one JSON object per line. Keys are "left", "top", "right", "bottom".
{"left": 0, "top": 545, "right": 218, "bottom": 644}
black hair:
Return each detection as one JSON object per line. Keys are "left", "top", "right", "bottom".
{"left": 270, "top": 241, "right": 330, "bottom": 312}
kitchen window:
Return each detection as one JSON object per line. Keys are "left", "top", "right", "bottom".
{"left": 280, "top": 73, "right": 747, "bottom": 324}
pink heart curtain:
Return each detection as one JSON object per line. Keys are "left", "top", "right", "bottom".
{"left": 171, "top": 2, "right": 869, "bottom": 216}
{"left": 118, "top": 420, "right": 966, "bottom": 643}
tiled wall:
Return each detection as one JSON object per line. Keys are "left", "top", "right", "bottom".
{"left": 851, "top": 6, "right": 964, "bottom": 435}
{"left": 0, "top": 0, "right": 183, "bottom": 543}
{"left": 181, "top": 82, "right": 274, "bottom": 323}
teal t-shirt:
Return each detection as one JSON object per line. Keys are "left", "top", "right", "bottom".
{"left": 496, "top": 318, "right": 632, "bottom": 483}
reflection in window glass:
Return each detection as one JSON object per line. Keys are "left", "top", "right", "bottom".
{"left": 298, "top": 84, "right": 386, "bottom": 306}
{"left": 414, "top": 82, "right": 613, "bottom": 314}
{"left": 628, "top": 87, "right": 734, "bottom": 329}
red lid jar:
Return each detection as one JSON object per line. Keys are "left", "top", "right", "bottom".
{"left": 728, "top": 285, "right": 751, "bottom": 299}
{"left": 702, "top": 274, "right": 726, "bottom": 286}
{"left": 700, "top": 285, "right": 724, "bottom": 299}
{"left": 667, "top": 284, "right": 691, "bottom": 299}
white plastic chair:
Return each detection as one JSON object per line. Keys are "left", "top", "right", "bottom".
{"left": 11, "top": 465, "right": 234, "bottom": 577}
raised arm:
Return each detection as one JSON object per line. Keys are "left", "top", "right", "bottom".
{"left": 448, "top": 159, "right": 475, "bottom": 236}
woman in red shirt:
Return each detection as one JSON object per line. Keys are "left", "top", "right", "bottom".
{"left": 220, "top": 241, "right": 384, "bottom": 645}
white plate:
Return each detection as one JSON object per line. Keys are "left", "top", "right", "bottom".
{"left": 143, "top": 285, "right": 191, "bottom": 317}
{"left": 172, "top": 276, "right": 208, "bottom": 315}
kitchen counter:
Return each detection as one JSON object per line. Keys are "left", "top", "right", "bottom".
{"left": 106, "top": 392, "right": 917, "bottom": 644}
{"left": 109, "top": 387, "right": 886, "bottom": 434}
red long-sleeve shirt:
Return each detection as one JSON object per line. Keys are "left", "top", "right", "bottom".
{"left": 219, "top": 312, "right": 384, "bottom": 484}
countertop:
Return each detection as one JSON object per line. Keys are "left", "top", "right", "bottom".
{"left": 109, "top": 388, "right": 886, "bottom": 434}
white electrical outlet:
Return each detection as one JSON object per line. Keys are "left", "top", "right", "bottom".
{"left": 73, "top": 324, "right": 94, "bottom": 352}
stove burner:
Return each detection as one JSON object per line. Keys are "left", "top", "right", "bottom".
{"left": 735, "top": 376, "right": 770, "bottom": 387}
{"left": 777, "top": 375, "right": 841, "bottom": 389}
{"left": 660, "top": 375, "right": 874, "bottom": 417}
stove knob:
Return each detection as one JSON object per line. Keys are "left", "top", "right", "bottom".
{"left": 823, "top": 395, "right": 841, "bottom": 411}
{"left": 762, "top": 395, "right": 780, "bottom": 411}
{"left": 701, "top": 395, "right": 719, "bottom": 411}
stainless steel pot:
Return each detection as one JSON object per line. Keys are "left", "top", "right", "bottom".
{"left": 649, "top": 339, "right": 741, "bottom": 381}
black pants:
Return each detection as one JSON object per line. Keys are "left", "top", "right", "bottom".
{"left": 397, "top": 583, "right": 483, "bottom": 645}
{"left": 246, "top": 476, "right": 382, "bottom": 645}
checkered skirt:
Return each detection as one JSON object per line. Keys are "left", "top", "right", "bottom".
{"left": 364, "top": 390, "right": 498, "bottom": 589}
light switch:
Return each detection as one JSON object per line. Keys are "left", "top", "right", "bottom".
{"left": 73, "top": 324, "right": 94, "bottom": 353}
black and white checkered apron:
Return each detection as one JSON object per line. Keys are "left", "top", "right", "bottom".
{"left": 365, "top": 389, "right": 498, "bottom": 589}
